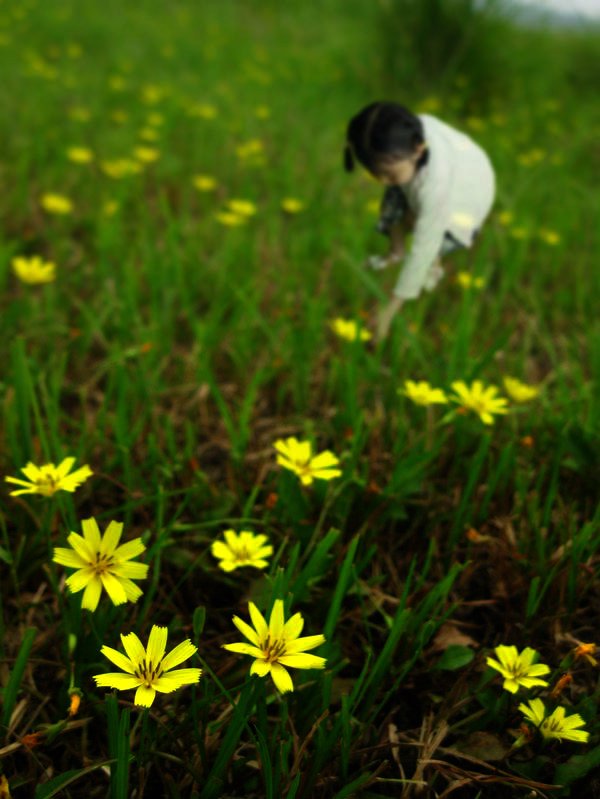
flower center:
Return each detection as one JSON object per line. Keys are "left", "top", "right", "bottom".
{"left": 93, "top": 551, "right": 116, "bottom": 574}
{"left": 261, "top": 635, "right": 287, "bottom": 663}
{"left": 36, "top": 474, "right": 59, "bottom": 496}
{"left": 134, "top": 657, "right": 164, "bottom": 687}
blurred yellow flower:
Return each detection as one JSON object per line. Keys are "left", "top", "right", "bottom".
{"left": 141, "top": 84, "right": 165, "bottom": 104}
{"left": 401, "top": 380, "right": 448, "bottom": 406}
{"left": 139, "top": 127, "right": 160, "bottom": 142}
{"left": 12, "top": 255, "right": 56, "bottom": 284}
{"left": 365, "top": 198, "right": 380, "bottom": 215}
{"left": 100, "top": 159, "right": 141, "bottom": 178}
{"left": 330, "top": 318, "right": 371, "bottom": 342}
{"left": 215, "top": 211, "right": 246, "bottom": 227}
{"left": 274, "top": 437, "right": 341, "bottom": 486}
{"left": 147, "top": 112, "right": 164, "bottom": 126}
{"left": 186, "top": 103, "right": 218, "bottom": 119}
{"left": 108, "top": 75, "right": 127, "bottom": 91}
{"left": 502, "top": 377, "right": 540, "bottom": 403}
{"left": 68, "top": 106, "right": 91, "bottom": 122}
{"left": 449, "top": 380, "right": 509, "bottom": 425}
{"left": 102, "top": 200, "right": 119, "bottom": 216}
{"left": 223, "top": 600, "right": 326, "bottom": 693}
{"left": 497, "top": 210, "right": 513, "bottom": 226}
{"left": 41, "top": 193, "right": 73, "bottom": 215}
{"left": 5, "top": 457, "right": 92, "bottom": 497}
{"left": 66, "top": 146, "right": 93, "bottom": 164}
{"left": 94, "top": 626, "right": 201, "bottom": 707}
{"left": 486, "top": 645, "right": 550, "bottom": 693}
{"left": 110, "top": 110, "right": 128, "bottom": 124}
{"left": 211, "top": 530, "right": 273, "bottom": 572}
{"left": 193, "top": 174, "right": 217, "bottom": 192}
{"left": 539, "top": 229, "right": 561, "bottom": 246}
{"left": 456, "top": 272, "right": 485, "bottom": 290}
{"left": 281, "top": 197, "right": 304, "bottom": 214}
{"left": 53, "top": 518, "right": 149, "bottom": 611}
{"left": 133, "top": 146, "right": 160, "bottom": 163}
{"left": 235, "top": 138, "right": 264, "bottom": 160}
{"left": 226, "top": 198, "right": 257, "bottom": 217}
{"left": 255, "top": 105, "right": 271, "bottom": 118}
{"left": 519, "top": 699, "right": 589, "bottom": 743}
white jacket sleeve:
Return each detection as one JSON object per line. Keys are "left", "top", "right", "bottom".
{"left": 392, "top": 159, "right": 453, "bottom": 301}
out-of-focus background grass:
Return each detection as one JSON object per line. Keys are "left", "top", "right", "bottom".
{"left": 1, "top": 0, "right": 599, "bottom": 796}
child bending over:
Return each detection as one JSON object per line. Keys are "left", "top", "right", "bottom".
{"left": 344, "top": 101, "right": 495, "bottom": 339}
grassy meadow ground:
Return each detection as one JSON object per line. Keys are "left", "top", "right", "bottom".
{"left": 1, "top": 0, "right": 599, "bottom": 796}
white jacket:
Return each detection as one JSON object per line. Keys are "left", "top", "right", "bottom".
{"left": 393, "top": 114, "right": 495, "bottom": 300}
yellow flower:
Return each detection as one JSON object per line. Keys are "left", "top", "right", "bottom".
{"left": 235, "top": 138, "right": 264, "bottom": 163}
{"left": 12, "top": 255, "right": 56, "bottom": 284}
{"left": 186, "top": 103, "right": 218, "bottom": 119}
{"left": 449, "top": 380, "right": 509, "bottom": 425}
{"left": 215, "top": 211, "right": 246, "bottom": 227}
{"left": 66, "top": 146, "right": 93, "bottom": 164}
{"left": 222, "top": 600, "right": 326, "bottom": 693}
{"left": 486, "top": 645, "right": 550, "bottom": 693}
{"left": 281, "top": 197, "right": 304, "bottom": 214}
{"left": 146, "top": 112, "right": 164, "bottom": 127}
{"left": 211, "top": 530, "right": 273, "bottom": 572}
{"left": 539, "top": 229, "right": 561, "bottom": 246}
{"left": 139, "top": 127, "right": 160, "bottom": 142}
{"left": 102, "top": 200, "right": 119, "bottom": 217}
{"left": 401, "top": 380, "right": 448, "bottom": 406}
{"left": 274, "top": 437, "right": 341, "bottom": 486}
{"left": 497, "top": 210, "right": 513, "bottom": 227}
{"left": 226, "top": 198, "right": 257, "bottom": 217}
{"left": 519, "top": 698, "right": 589, "bottom": 743}
{"left": 53, "top": 518, "right": 148, "bottom": 611}
{"left": 330, "top": 318, "right": 371, "bottom": 342}
{"left": 100, "top": 159, "right": 141, "bottom": 178}
{"left": 41, "top": 193, "right": 73, "bottom": 215}
{"left": 5, "top": 457, "right": 92, "bottom": 497}
{"left": 456, "top": 271, "right": 485, "bottom": 290}
{"left": 193, "top": 174, "right": 217, "bottom": 192}
{"left": 255, "top": 105, "right": 271, "bottom": 118}
{"left": 502, "top": 377, "right": 540, "bottom": 403}
{"left": 133, "top": 146, "right": 159, "bottom": 163}
{"left": 94, "top": 626, "right": 201, "bottom": 707}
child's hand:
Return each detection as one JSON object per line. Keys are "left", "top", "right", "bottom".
{"left": 376, "top": 296, "right": 403, "bottom": 341}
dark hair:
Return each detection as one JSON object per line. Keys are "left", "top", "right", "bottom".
{"left": 344, "top": 101, "right": 428, "bottom": 174}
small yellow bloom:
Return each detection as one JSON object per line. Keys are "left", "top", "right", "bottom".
{"left": 215, "top": 211, "right": 246, "bottom": 227}
{"left": 223, "top": 600, "right": 326, "bottom": 693}
{"left": 53, "top": 518, "right": 149, "bottom": 611}
{"left": 486, "top": 645, "right": 550, "bottom": 693}
{"left": 139, "top": 127, "right": 160, "bottom": 142}
{"left": 133, "top": 146, "right": 159, "bottom": 163}
{"left": 147, "top": 112, "right": 164, "bottom": 127}
{"left": 5, "top": 457, "right": 92, "bottom": 497}
{"left": 102, "top": 200, "right": 119, "bottom": 217}
{"left": 141, "top": 84, "right": 165, "bottom": 105}
{"left": 502, "top": 377, "right": 540, "bottom": 403}
{"left": 66, "top": 146, "right": 93, "bottom": 164}
{"left": 235, "top": 139, "right": 264, "bottom": 160}
{"left": 255, "top": 105, "right": 271, "bottom": 118}
{"left": 41, "top": 193, "right": 73, "bottom": 215}
{"left": 401, "top": 380, "right": 448, "bottom": 406}
{"left": 456, "top": 272, "right": 485, "bottom": 290}
{"left": 281, "top": 197, "right": 304, "bottom": 214}
{"left": 449, "top": 380, "right": 509, "bottom": 425}
{"left": 94, "top": 625, "right": 201, "bottom": 707}
{"left": 330, "top": 318, "right": 371, "bottom": 343}
{"left": 226, "top": 198, "right": 257, "bottom": 217}
{"left": 211, "top": 530, "right": 273, "bottom": 572}
{"left": 12, "top": 255, "right": 56, "bottom": 284}
{"left": 497, "top": 210, "right": 513, "bottom": 226}
{"left": 539, "top": 229, "right": 561, "bottom": 246}
{"left": 193, "top": 174, "right": 217, "bottom": 192}
{"left": 274, "top": 437, "right": 341, "bottom": 486}
{"left": 186, "top": 103, "right": 218, "bottom": 119}
{"left": 519, "top": 698, "right": 589, "bottom": 743}
{"left": 100, "top": 159, "right": 141, "bottom": 178}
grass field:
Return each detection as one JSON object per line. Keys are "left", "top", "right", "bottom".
{"left": 1, "top": 0, "right": 599, "bottom": 796}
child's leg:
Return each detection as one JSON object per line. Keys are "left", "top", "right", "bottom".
{"left": 423, "top": 257, "right": 445, "bottom": 291}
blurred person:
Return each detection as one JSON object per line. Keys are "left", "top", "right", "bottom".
{"left": 344, "top": 101, "right": 495, "bottom": 339}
